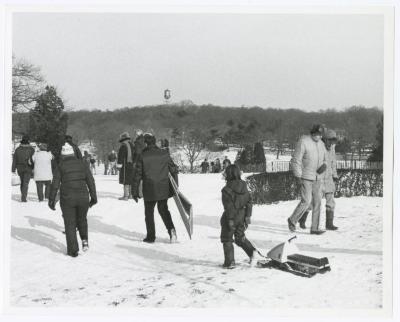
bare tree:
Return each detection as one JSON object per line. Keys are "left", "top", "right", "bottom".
{"left": 12, "top": 56, "right": 45, "bottom": 112}
{"left": 181, "top": 129, "right": 204, "bottom": 173}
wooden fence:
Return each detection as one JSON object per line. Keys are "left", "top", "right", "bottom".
{"left": 266, "top": 160, "right": 383, "bottom": 173}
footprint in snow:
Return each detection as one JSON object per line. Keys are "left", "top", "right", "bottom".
{"left": 137, "top": 294, "right": 148, "bottom": 299}
{"left": 165, "top": 283, "right": 174, "bottom": 287}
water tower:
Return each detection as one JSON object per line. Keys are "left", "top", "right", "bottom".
{"left": 164, "top": 89, "right": 171, "bottom": 104}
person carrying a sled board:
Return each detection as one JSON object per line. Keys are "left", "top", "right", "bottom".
{"left": 287, "top": 124, "right": 327, "bottom": 235}
{"left": 220, "top": 164, "right": 259, "bottom": 269}
{"left": 131, "top": 133, "right": 178, "bottom": 244}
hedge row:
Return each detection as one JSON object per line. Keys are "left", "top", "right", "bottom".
{"left": 246, "top": 169, "right": 383, "bottom": 205}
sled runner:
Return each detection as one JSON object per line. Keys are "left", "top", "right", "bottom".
{"left": 168, "top": 173, "right": 193, "bottom": 239}
{"left": 251, "top": 236, "right": 330, "bottom": 277}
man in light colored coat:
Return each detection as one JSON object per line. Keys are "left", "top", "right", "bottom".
{"left": 298, "top": 129, "right": 339, "bottom": 230}
{"left": 288, "top": 124, "right": 327, "bottom": 235}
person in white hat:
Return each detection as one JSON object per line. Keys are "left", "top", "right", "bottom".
{"left": 48, "top": 142, "right": 97, "bottom": 257}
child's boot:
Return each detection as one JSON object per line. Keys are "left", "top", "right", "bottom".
{"left": 222, "top": 242, "right": 235, "bottom": 269}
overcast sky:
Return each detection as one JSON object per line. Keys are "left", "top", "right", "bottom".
{"left": 12, "top": 13, "right": 383, "bottom": 111}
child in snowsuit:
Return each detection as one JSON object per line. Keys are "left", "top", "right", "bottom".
{"left": 220, "top": 164, "right": 255, "bottom": 269}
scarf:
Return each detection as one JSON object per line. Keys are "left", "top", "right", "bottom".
{"left": 123, "top": 140, "right": 133, "bottom": 163}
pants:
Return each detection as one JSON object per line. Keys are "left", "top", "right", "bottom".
{"left": 17, "top": 169, "right": 32, "bottom": 202}
{"left": 35, "top": 181, "right": 51, "bottom": 201}
{"left": 289, "top": 179, "right": 322, "bottom": 231}
{"left": 325, "top": 192, "right": 335, "bottom": 211}
{"left": 220, "top": 216, "right": 254, "bottom": 258}
{"left": 144, "top": 199, "right": 175, "bottom": 239}
{"left": 60, "top": 198, "right": 89, "bottom": 255}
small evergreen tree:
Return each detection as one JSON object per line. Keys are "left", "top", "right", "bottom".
{"left": 29, "top": 86, "right": 68, "bottom": 158}
{"left": 253, "top": 142, "right": 266, "bottom": 164}
{"left": 368, "top": 116, "right": 383, "bottom": 161}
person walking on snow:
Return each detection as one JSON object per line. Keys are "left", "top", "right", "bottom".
{"left": 48, "top": 142, "right": 97, "bottom": 257}
{"left": 32, "top": 143, "right": 54, "bottom": 202}
{"left": 12, "top": 135, "right": 35, "bottom": 202}
{"left": 287, "top": 124, "right": 327, "bottom": 235}
{"left": 131, "top": 134, "right": 178, "bottom": 244}
{"left": 117, "top": 132, "right": 136, "bottom": 200}
{"left": 220, "top": 164, "right": 257, "bottom": 269}
{"left": 200, "top": 158, "right": 209, "bottom": 173}
{"left": 107, "top": 150, "right": 117, "bottom": 175}
{"left": 298, "top": 129, "right": 339, "bottom": 230}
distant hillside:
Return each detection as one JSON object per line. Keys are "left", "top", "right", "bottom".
{"left": 12, "top": 104, "right": 382, "bottom": 160}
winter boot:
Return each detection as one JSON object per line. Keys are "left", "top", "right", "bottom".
{"left": 169, "top": 228, "right": 177, "bottom": 243}
{"left": 287, "top": 218, "right": 296, "bottom": 232}
{"left": 222, "top": 242, "right": 236, "bottom": 269}
{"left": 82, "top": 240, "right": 89, "bottom": 252}
{"left": 119, "top": 185, "right": 130, "bottom": 200}
{"left": 310, "top": 229, "right": 326, "bottom": 235}
{"left": 299, "top": 211, "right": 309, "bottom": 229}
{"left": 326, "top": 210, "right": 338, "bottom": 230}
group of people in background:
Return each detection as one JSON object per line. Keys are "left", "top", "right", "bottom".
{"left": 11, "top": 123, "right": 339, "bottom": 267}
{"left": 200, "top": 156, "right": 231, "bottom": 174}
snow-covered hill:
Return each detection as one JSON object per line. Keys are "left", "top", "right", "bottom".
{"left": 10, "top": 174, "right": 383, "bottom": 309}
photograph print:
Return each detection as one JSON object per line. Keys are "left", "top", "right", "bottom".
{"left": 5, "top": 6, "right": 394, "bottom": 314}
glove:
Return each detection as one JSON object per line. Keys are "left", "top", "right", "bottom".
{"left": 316, "top": 164, "right": 327, "bottom": 174}
{"left": 228, "top": 219, "right": 235, "bottom": 231}
{"left": 89, "top": 197, "right": 97, "bottom": 208}
{"left": 245, "top": 216, "right": 251, "bottom": 225}
{"left": 48, "top": 200, "right": 56, "bottom": 211}
{"left": 132, "top": 196, "right": 138, "bottom": 203}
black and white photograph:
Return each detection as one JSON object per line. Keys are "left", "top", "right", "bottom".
{"left": 0, "top": 1, "right": 398, "bottom": 319}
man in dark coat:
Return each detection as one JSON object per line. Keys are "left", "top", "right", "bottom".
{"left": 48, "top": 142, "right": 97, "bottom": 257}
{"left": 12, "top": 135, "right": 35, "bottom": 202}
{"left": 65, "top": 135, "right": 82, "bottom": 160}
{"left": 132, "top": 134, "right": 178, "bottom": 243}
{"left": 107, "top": 150, "right": 117, "bottom": 175}
{"left": 117, "top": 132, "right": 136, "bottom": 200}
{"left": 200, "top": 159, "right": 209, "bottom": 173}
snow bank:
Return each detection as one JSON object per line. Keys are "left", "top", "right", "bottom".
{"left": 10, "top": 174, "right": 382, "bottom": 309}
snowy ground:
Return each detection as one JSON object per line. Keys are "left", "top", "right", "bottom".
{"left": 10, "top": 173, "right": 382, "bottom": 309}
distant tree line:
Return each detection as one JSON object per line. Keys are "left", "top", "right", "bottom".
{"left": 13, "top": 103, "right": 383, "bottom": 161}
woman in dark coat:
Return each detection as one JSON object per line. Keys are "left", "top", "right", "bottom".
{"left": 48, "top": 143, "right": 97, "bottom": 257}
{"left": 220, "top": 164, "right": 255, "bottom": 269}
{"left": 117, "top": 132, "right": 136, "bottom": 200}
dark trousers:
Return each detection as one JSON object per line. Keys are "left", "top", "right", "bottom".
{"left": 17, "top": 169, "right": 32, "bottom": 202}
{"left": 35, "top": 181, "right": 51, "bottom": 201}
{"left": 220, "top": 216, "right": 255, "bottom": 258}
{"left": 60, "top": 198, "right": 89, "bottom": 255}
{"left": 144, "top": 199, "right": 175, "bottom": 240}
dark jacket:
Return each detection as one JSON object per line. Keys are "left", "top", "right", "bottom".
{"left": 221, "top": 180, "right": 252, "bottom": 224}
{"left": 133, "top": 135, "right": 145, "bottom": 160}
{"left": 108, "top": 152, "right": 117, "bottom": 162}
{"left": 117, "top": 140, "right": 136, "bottom": 184}
{"left": 12, "top": 144, "right": 35, "bottom": 173}
{"left": 132, "top": 145, "right": 178, "bottom": 202}
{"left": 49, "top": 156, "right": 96, "bottom": 204}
